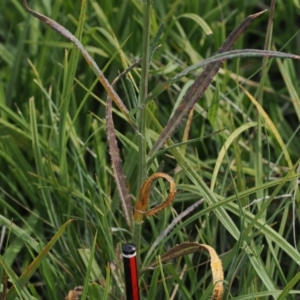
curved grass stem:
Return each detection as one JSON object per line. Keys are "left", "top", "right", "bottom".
{"left": 134, "top": 0, "right": 152, "bottom": 263}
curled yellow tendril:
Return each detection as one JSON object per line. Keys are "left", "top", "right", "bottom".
{"left": 134, "top": 173, "right": 176, "bottom": 223}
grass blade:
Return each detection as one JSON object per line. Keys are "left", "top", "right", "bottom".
{"left": 22, "top": 0, "right": 131, "bottom": 123}
{"left": 277, "top": 271, "right": 300, "bottom": 300}
{"left": 148, "top": 242, "right": 224, "bottom": 300}
{"left": 149, "top": 10, "right": 267, "bottom": 155}
{"left": 0, "top": 255, "right": 35, "bottom": 300}
{"left": 147, "top": 49, "right": 300, "bottom": 103}
{"left": 106, "top": 96, "right": 132, "bottom": 227}
{"left": 58, "top": 0, "right": 86, "bottom": 186}
{"left": 5, "top": 220, "right": 73, "bottom": 300}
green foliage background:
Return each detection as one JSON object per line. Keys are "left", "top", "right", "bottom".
{"left": 0, "top": 0, "right": 300, "bottom": 299}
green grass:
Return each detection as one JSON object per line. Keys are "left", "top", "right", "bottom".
{"left": 1, "top": 0, "right": 300, "bottom": 299}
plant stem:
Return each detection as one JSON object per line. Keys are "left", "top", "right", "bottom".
{"left": 134, "top": 0, "right": 151, "bottom": 260}
{"left": 133, "top": 222, "right": 143, "bottom": 267}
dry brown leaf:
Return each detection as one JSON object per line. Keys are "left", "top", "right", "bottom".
{"left": 65, "top": 286, "right": 83, "bottom": 300}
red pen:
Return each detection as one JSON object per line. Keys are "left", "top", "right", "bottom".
{"left": 122, "top": 243, "right": 140, "bottom": 300}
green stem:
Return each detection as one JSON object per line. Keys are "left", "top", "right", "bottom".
{"left": 134, "top": 0, "right": 151, "bottom": 260}
{"left": 133, "top": 222, "right": 142, "bottom": 266}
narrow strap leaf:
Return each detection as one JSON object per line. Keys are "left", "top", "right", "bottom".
{"left": 147, "top": 242, "right": 224, "bottom": 300}
{"left": 23, "top": 0, "right": 131, "bottom": 123}
{"left": 149, "top": 10, "right": 267, "bottom": 155}
{"left": 146, "top": 49, "right": 300, "bottom": 103}
{"left": 106, "top": 96, "right": 133, "bottom": 227}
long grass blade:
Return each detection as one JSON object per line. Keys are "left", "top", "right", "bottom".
{"left": 5, "top": 220, "right": 73, "bottom": 300}
{"left": 0, "top": 256, "right": 34, "bottom": 300}
{"left": 277, "top": 271, "right": 300, "bottom": 300}
{"left": 241, "top": 86, "right": 294, "bottom": 169}
{"left": 149, "top": 10, "right": 267, "bottom": 155}
{"left": 58, "top": 0, "right": 86, "bottom": 186}
{"left": 106, "top": 96, "right": 132, "bottom": 227}
{"left": 210, "top": 122, "right": 257, "bottom": 190}
{"left": 147, "top": 49, "right": 300, "bottom": 103}
{"left": 22, "top": 0, "right": 131, "bottom": 123}
{"left": 148, "top": 242, "right": 224, "bottom": 300}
